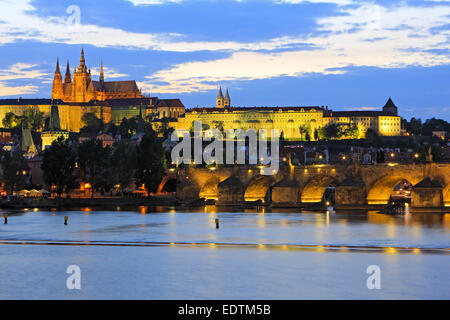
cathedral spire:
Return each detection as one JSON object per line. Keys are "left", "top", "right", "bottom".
{"left": 100, "top": 60, "right": 104, "bottom": 83}
{"left": 216, "top": 86, "right": 225, "bottom": 108}
{"left": 78, "top": 47, "right": 87, "bottom": 73}
{"left": 55, "top": 57, "right": 61, "bottom": 74}
{"left": 217, "top": 86, "right": 224, "bottom": 99}
{"left": 224, "top": 88, "right": 230, "bottom": 108}
{"left": 64, "top": 60, "right": 72, "bottom": 83}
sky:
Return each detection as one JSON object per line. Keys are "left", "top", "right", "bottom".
{"left": 0, "top": 0, "right": 449, "bottom": 120}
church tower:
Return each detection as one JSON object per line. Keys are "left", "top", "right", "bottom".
{"left": 64, "top": 60, "right": 72, "bottom": 84}
{"left": 72, "top": 48, "right": 93, "bottom": 103}
{"left": 383, "top": 97, "right": 398, "bottom": 116}
{"left": 100, "top": 60, "right": 104, "bottom": 84}
{"left": 216, "top": 87, "right": 224, "bottom": 108}
{"left": 224, "top": 88, "right": 231, "bottom": 108}
{"left": 51, "top": 58, "right": 64, "bottom": 100}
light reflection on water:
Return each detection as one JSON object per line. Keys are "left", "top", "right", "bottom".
{"left": 0, "top": 206, "right": 449, "bottom": 299}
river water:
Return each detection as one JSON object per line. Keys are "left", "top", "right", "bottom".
{"left": 0, "top": 207, "right": 449, "bottom": 299}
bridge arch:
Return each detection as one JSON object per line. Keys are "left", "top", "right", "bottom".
{"left": 244, "top": 175, "right": 276, "bottom": 203}
{"left": 199, "top": 176, "right": 221, "bottom": 200}
{"left": 301, "top": 175, "right": 336, "bottom": 203}
{"left": 217, "top": 176, "right": 245, "bottom": 205}
{"left": 157, "top": 176, "right": 177, "bottom": 194}
{"left": 366, "top": 174, "right": 422, "bottom": 205}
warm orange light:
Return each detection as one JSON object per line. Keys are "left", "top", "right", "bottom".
{"left": 84, "top": 183, "right": 91, "bottom": 189}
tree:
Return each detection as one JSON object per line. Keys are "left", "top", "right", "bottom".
{"left": 2, "top": 109, "right": 45, "bottom": 131}
{"left": 0, "top": 149, "right": 29, "bottom": 194}
{"left": 298, "top": 125, "right": 310, "bottom": 141}
{"left": 78, "top": 139, "right": 113, "bottom": 197}
{"left": 339, "top": 123, "right": 359, "bottom": 139}
{"left": 111, "top": 140, "right": 137, "bottom": 193}
{"left": 41, "top": 137, "right": 78, "bottom": 197}
{"left": 24, "top": 108, "right": 45, "bottom": 131}
{"left": 321, "top": 123, "right": 339, "bottom": 140}
{"left": 135, "top": 130, "right": 167, "bottom": 197}
{"left": 81, "top": 113, "right": 103, "bottom": 133}
{"left": 2, "top": 112, "right": 20, "bottom": 129}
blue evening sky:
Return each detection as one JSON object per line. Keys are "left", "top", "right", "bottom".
{"left": 0, "top": 0, "right": 449, "bottom": 120}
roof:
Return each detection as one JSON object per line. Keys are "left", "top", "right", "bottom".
{"left": 0, "top": 98, "right": 56, "bottom": 105}
{"left": 187, "top": 106, "right": 323, "bottom": 113}
{"left": 327, "top": 111, "right": 389, "bottom": 117}
{"left": 156, "top": 99, "right": 185, "bottom": 109}
{"left": 93, "top": 80, "right": 140, "bottom": 93}
{"left": 384, "top": 98, "right": 397, "bottom": 109}
{"left": 107, "top": 97, "right": 157, "bottom": 107}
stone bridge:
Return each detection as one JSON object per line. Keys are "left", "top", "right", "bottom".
{"left": 161, "top": 163, "right": 450, "bottom": 210}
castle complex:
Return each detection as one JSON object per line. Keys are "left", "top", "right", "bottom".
{"left": 0, "top": 50, "right": 184, "bottom": 132}
{"left": 0, "top": 49, "right": 402, "bottom": 139}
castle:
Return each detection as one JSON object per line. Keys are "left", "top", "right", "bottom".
{"left": 0, "top": 49, "right": 185, "bottom": 132}
{"left": 52, "top": 49, "right": 143, "bottom": 103}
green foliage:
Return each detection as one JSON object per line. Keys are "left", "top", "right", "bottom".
{"left": 2, "top": 109, "right": 45, "bottom": 131}
{"left": 0, "top": 148, "right": 29, "bottom": 194}
{"left": 135, "top": 129, "right": 167, "bottom": 196}
{"left": 41, "top": 137, "right": 78, "bottom": 197}
{"left": 339, "top": 123, "right": 359, "bottom": 139}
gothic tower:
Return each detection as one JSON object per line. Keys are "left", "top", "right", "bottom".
{"left": 224, "top": 88, "right": 231, "bottom": 108}
{"left": 216, "top": 87, "right": 224, "bottom": 108}
{"left": 72, "top": 48, "right": 93, "bottom": 103}
{"left": 100, "top": 60, "right": 104, "bottom": 84}
{"left": 64, "top": 60, "right": 72, "bottom": 84}
{"left": 51, "top": 58, "right": 63, "bottom": 100}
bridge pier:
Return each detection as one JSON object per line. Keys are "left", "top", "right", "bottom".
{"left": 271, "top": 181, "right": 300, "bottom": 207}
{"left": 216, "top": 176, "right": 245, "bottom": 206}
{"left": 411, "top": 178, "right": 444, "bottom": 209}
{"left": 335, "top": 177, "right": 367, "bottom": 208}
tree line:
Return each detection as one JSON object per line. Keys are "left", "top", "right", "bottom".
{"left": 0, "top": 128, "right": 167, "bottom": 198}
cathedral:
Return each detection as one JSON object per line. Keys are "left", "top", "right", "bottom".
{"left": 52, "top": 49, "right": 143, "bottom": 103}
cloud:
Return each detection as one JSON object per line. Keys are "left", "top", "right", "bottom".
{"left": 0, "top": 83, "right": 38, "bottom": 96}
{"left": 144, "top": 2, "right": 450, "bottom": 93}
{"left": 0, "top": 63, "right": 45, "bottom": 97}
{"left": 0, "top": 63, "right": 48, "bottom": 81}
{"left": 0, "top": 0, "right": 449, "bottom": 95}
{"left": 127, "top": 0, "right": 183, "bottom": 5}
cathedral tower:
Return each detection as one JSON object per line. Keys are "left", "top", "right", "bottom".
{"left": 72, "top": 48, "right": 93, "bottom": 103}
{"left": 64, "top": 60, "right": 72, "bottom": 84}
{"left": 224, "top": 88, "right": 231, "bottom": 108}
{"left": 51, "top": 58, "right": 64, "bottom": 100}
{"left": 216, "top": 87, "right": 224, "bottom": 108}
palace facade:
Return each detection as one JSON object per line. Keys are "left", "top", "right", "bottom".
{"left": 172, "top": 89, "right": 402, "bottom": 139}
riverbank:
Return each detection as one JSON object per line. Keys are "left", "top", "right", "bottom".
{"left": 1, "top": 196, "right": 448, "bottom": 213}
{"left": 0, "top": 196, "right": 178, "bottom": 210}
